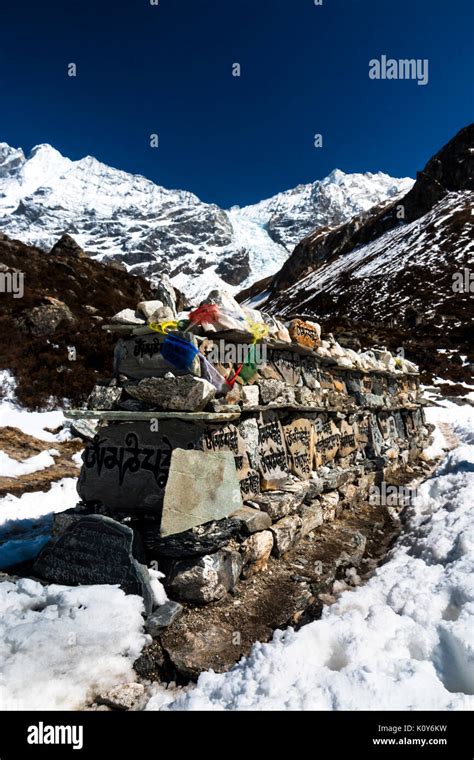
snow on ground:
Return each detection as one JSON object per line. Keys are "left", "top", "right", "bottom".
{"left": 147, "top": 403, "right": 474, "bottom": 711}
{"left": 0, "top": 449, "right": 58, "bottom": 478}
{"left": 0, "top": 578, "right": 149, "bottom": 710}
{"left": 1, "top": 367, "right": 473, "bottom": 711}
{"left": 0, "top": 373, "right": 79, "bottom": 568}
{"left": 0, "top": 370, "right": 67, "bottom": 442}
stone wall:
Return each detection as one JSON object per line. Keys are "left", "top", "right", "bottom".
{"left": 35, "top": 293, "right": 433, "bottom": 612}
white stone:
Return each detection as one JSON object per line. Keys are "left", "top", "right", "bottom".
{"left": 136, "top": 300, "right": 164, "bottom": 319}
{"left": 111, "top": 308, "right": 145, "bottom": 325}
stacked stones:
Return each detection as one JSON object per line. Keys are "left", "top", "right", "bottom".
{"left": 36, "top": 286, "right": 432, "bottom": 610}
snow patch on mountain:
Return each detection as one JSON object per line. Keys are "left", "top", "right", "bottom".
{"left": 266, "top": 191, "right": 474, "bottom": 319}
{"left": 0, "top": 142, "right": 412, "bottom": 299}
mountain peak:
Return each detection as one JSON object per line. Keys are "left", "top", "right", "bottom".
{"left": 0, "top": 143, "right": 25, "bottom": 177}
{"left": 0, "top": 139, "right": 414, "bottom": 298}
{"left": 324, "top": 168, "right": 346, "bottom": 183}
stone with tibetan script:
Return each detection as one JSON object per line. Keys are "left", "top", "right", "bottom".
{"left": 114, "top": 333, "right": 200, "bottom": 379}
{"left": 356, "top": 414, "right": 370, "bottom": 448}
{"left": 288, "top": 319, "right": 321, "bottom": 350}
{"left": 338, "top": 419, "right": 358, "bottom": 457}
{"left": 283, "top": 419, "right": 314, "bottom": 480}
{"left": 160, "top": 449, "right": 242, "bottom": 537}
{"left": 314, "top": 419, "right": 341, "bottom": 468}
{"left": 33, "top": 515, "right": 154, "bottom": 613}
{"left": 238, "top": 468, "right": 261, "bottom": 499}
{"left": 202, "top": 424, "right": 250, "bottom": 473}
{"left": 203, "top": 424, "right": 258, "bottom": 497}
{"left": 257, "top": 411, "right": 289, "bottom": 490}
{"left": 271, "top": 350, "right": 301, "bottom": 386}
{"left": 77, "top": 420, "right": 206, "bottom": 514}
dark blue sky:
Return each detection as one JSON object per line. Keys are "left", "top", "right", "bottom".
{"left": 0, "top": 0, "right": 472, "bottom": 207}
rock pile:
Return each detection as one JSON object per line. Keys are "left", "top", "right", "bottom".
{"left": 34, "top": 285, "right": 432, "bottom": 617}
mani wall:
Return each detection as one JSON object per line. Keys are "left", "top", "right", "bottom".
{"left": 33, "top": 288, "right": 433, "bottom": 612}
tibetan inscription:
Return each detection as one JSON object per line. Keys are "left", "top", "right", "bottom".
{"left": 77, "top": 421, "right": 206, "bottom": 513}
{"left": 283, "top": 418, "right": 314, "bottom": 480}
{"left": 257, "top": 411, "right": 289, "bottom": 490}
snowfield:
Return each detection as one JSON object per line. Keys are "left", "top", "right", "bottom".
{"left": 0, "top": 580, "right": 149, "bottom": 710}
{"left": 148, "top": 403, "right": 474, "bottom": 711}
{"left": 0, "top": 385, "right": 473, "bottom": 710}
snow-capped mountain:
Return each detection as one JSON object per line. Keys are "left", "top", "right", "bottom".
{"left": 235, "top": 169, "right": 413, "bottom": 249}
{"left": 242, "top": 124, "right": 474, "bottom": 388}
{"left": 0, "top": 142, "right": 412, "bottom": 299}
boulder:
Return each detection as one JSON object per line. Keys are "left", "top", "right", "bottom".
{"left": 250, "top": 487, "right": 306, "bottom": 521}
{"left": 21, "top": 297, "right": 76, "bottom": 336}
{"left": 270, "top": 515, "right": 302, "bottom": 557}
{"left": 241, "top": 385, "right": 259, "bottom": 408}
{"left": 87, "top": 384, "right": 122, "bottom": 410}
{"left": 299, "top": 502, "right": 323, "bottom": 536}
{"left": 111, "top": 308, "right": 145, "bottom": 325}
{"left": 241, "top": 530, "right": 274, "bottom": 578}
{"left": 320, "top": 491, "right": 340, "bottom": 521}
{"left": 230, "top": 506, "right": 271, "bottom": 534}
{"left": 95, "top": 683, "right": 147, "bottom": 712}
{"left": 258, "top": 379, "right": 286, "bottom": 404}
{"left": 136, "top": 300, "right": 164, "bottom": 320}
{"left": 168, "top": 548, "right": 242, "bottom": 603}
{"left": 124, "top": 375, "right": 215, "bottom": 411}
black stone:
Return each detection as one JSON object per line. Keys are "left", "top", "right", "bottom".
{"left": 141, "top": 517, "right": 242, "bottom": 558}
{"left": 33, "top": 515, "right": 154, "bottom": 614}
{"left": 77, "top": 420, "right": 206, "bottom": 515}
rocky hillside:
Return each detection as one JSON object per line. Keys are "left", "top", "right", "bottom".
{"left": 240, "top": 125, "right": 474, "bottom": 391}
{"left": 0, "top": 142, "right": 411, "bottom": 299}
{"left": 0, "top": 233, "right": 154, "bottom": 408}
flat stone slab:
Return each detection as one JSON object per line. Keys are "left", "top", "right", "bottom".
{"left": 65, "top": 410, "right": 241, "bottom": 421}
{"left": 160, "top": 448, "right": 243, "bottom": 537}
{"left": 142, "top": 517, "right": 241, "bottom": 557}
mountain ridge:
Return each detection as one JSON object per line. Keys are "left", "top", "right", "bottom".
{"left": 0, "top": 141, "right": 412, "bottom": 299}
{"left": 241, "top": 124, "right": 474, "bottom": 390}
